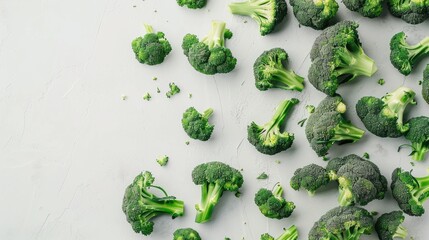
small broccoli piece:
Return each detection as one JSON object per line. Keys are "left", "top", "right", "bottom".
{"left": 177, "top": 0, "right": 207, "bottom": 9}
{"left": 254, "top": 184, "right": 295, "bottom": 219}
{"left": 122, "top": 172, "right": 184, "bottom": 236}
{"left": 290, "top": 163, "right": 334, "bottom": 195}
{"left": 166, "top": 82, "right": 181, "bottom": 98}
{"left": 253, "top": 48, "right": 304, "bottom": 92}
{"left": 228, "top": 0, "right": 287, "bottom": 36}
{"left": 309, "top": 206, "right": 374, "bottom": 240}
{"left": 375, "top": 211, "right": 408, "bottom": 240}
{"left": 173, "top": 228, "right": 202, "bottom": 240}
{"left": 390, "top": 32, "right": 429, "bottom": 75}
{"left": 423, "top": 65, "right": 429, "bottom": 104}
{"left": 131, "top": 24, "right": 172, "bottom": 65}
{"left": 182, "top": 21, "right": 237, "bottom": 75}
{"left": 403, "top": 116, "right": 429, "bottom": 161}
{"left": 192, "top": 161, "right": 244, "bottom": 223}
{"left": 387, "top": 0, "right": 428, "bottom": 24}
{"left": 257, "top": 172, "right": 269, "bottom": 179}
{"left": 156, "top": 155, "right": 169, "bottom": 166}
{"left": 182, "top": 107, "right": 214, "bottom": 141}
{"left": 306, "top": 105, "right": 315, "bottom": 113}
{"left": 143, "top": 92, "right": 152, "bottom": 101}
{"left": 356, "top": 86, "right": 416, "bottom": 138}
{"left": 378, "top": 78, "right": 385, "bottom": 85}
{"left": 309, "top": 21, "right": 377, "bottom": 96}
{"left": 342, "top": 0, "right": 383, "bottom": 18}
{"left": 261, "top": 225, "right": 299, "bottom": 240}
{"left": 290, "top": 0, "right": 338, "bottom": 30}
{"left": 391, "top": 168, "right": 429, "bottom": 216}
{"left": 363, "top": 152, "right": 370, "bottom": 159}
{"left": 305, "top": 95, "right": 365, "bottom": 156}
{"left": 247, "top": 98, "right": 299, "bottom": 155}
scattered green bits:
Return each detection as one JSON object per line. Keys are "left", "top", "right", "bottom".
{"left": 298, "top": 118, "right": 307, "bottom": 127}
{"left": 377, "top": 79, "right": 385, "bottom": 85}
{"left": 156, "top": 155, "right": 169, "bottom": 166}
{"left": 185, "top": 141, "right": 190, "bottom": 145}
{"left": 153, "top": 77, "right": 158, "bottom": 81}
{"left": 156, "top": 87, "right": 160, "bottom": 93}
{"left": 257, "top": 172, "right": 269, "bottom": 179}
{"left": 121, "top": 95, "right": 128, "bottom": 101}
{"left": 166, "top": 82, "right": 180, "bottom": 98}
{"left": 306, "top": 105, "right": 315, "bottom": 114}
{"left": 143, "top": 92, "right": 152, "bottom": 101}
{"left": 189, "top": 93, "right": 193, "bottom": 98}
{"left": 363, "top": 152, "right": 370, "bottom": 159}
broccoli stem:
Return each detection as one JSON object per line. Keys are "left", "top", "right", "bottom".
{"left": 228, "top": 0, "right": 272, "bottom": 24}
{"left": 264, "top": 67, "right": 305, "bottom": 91}
{"left": 331, "top": 121, "right": 365, "bottom": 143}
{"left": 338, "top": 177, "right": 354, "bottom": 206}
{"left": 277, "top": 225, "right": 298, "bottom": 240}
{"left": 144, "top": 24, "right": 154, "bottom": 33}
{"left": 336, "top": 47, "right": 378, "bottom": 80}
{"left": 195, "top": 183, "right": 223, "bottom": 223}
{"left": 382, "top": 86, "right": 416, "bottom": 132}
{"left": 406, "top": 37, "right": 429, "bottom": 65}
{"left": 411, "top": 142, "right": 429, "bottom": 161}
{"left": 393, "top": 225, "right": 408, "bottom": 239}
{"left": 201, "top": 21, "right": 227, "bottom": 49}
{"left": 412, "top": 174, "right": 429, "bottom": 205}
{"left": 272, "top": 184, "right": 283, "bottom": 198}
{"left": 140, "top": 197, "right": 185, "bottom": 218}
{"left": 260, "top": 99, "right": 299, "bottom": 142}
{"left": 203, "top": 108, "right": 214, "bottom": 119}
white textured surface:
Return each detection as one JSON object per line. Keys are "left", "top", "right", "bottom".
{"left": 1, "top": 0, "right": 429, "bottom": 239}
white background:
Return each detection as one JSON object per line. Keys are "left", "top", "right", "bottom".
{"left": 1, "top": 0, "right": 429, "bottom": 239}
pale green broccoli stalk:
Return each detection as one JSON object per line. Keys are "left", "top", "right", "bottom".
{"left": 261, "top": 225, "right": 299, "bottom": 240}
{"left": 156, "top": 155, "right": 169, "bottom": 166}
{"left": 390, "top": 32, "right": 429, "bottom": 75}
{"left": 131, "top": 24, "right": 172, "bottom": 65}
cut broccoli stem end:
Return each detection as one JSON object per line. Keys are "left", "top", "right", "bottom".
{"left": 331, "top": 121, "right": 365, "bottom": 143}
{"left": 140, "top": 198, "right": 185, "bottom": 218}
{"left": 202, "top": 21, "right": 226, "bottom": 49}
{"left": 272, "top": 184, "right": 284, "bottom": 199}
{"left": 195, "top": 183, "right": 223, "bottom": 223}
{"left": 393, "top": 225, "right": 408, "bottom": 239}
{"left": 277, "top": 225, "right": 298, "bottom": 240}
{"left": 337, "top": 49, "right": 378, "bottom": 79}
{"left": 203, "top": 108, "right": 214, "bottom": 119}
{"left": 228, "top": 0, "right": 273, "bottom": 23}
{"left": 268, "top": 67, "right": 305, "bottom": 91}
{"left": 338, "top": 180, "right": 354, "bottom": 206}
{"left": 411, "top": 142, "right": 429, "bottom": 161}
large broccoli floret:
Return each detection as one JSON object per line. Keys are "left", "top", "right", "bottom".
{"left": 261, "top": 225, "right": 299, "bottom": 240}
{"left": 182, "top": 107, "right": 214, "bottom": 141}
{"left": 309, "top": 21, "right": 377, "bottom": 96}
{"left": 131, "top": 24, "right": 172, "bottom": 65}
{"left": 356, "top": 86, "right": 416, "bottom": 138}
{"left": 305, "top": 95, "right": 365, "bottom": 157}
{"left": 192, "top": 161, "right": 244, "bottom": 223}
{"left": 253, "top": 48, "right": 304, "bottom": 92}
{"left": 247, "top": 98, "right": 299, "bottom": 155}
{"left": 342, "top": 0, "right": 383, "bottom": 18}
{"left": 387, "top": 0, "right": 428, "bottom": 24}
{"left": 177, "top": 0, "right": 207, "bottom": 9}
{"left": 228, "top": 0, "right": 287, "bottom": 36}
{"left": 173, "top": 228, "right": 202, "bottom": 240}
{"left": 290, "top": 163, "right": 334, "bottom": 195}
{"left": 182, "top": 21, "right": 237, "bottom": 75}
{"left": 423, "top": 65, "right": 429, "bottom": 104}
{"left": 254, "top": 184, "right": 295, "bottom": 219}
{"left": 403, "top": 116, "right": 429, "bottom": 161}
{"left": 309, "top": 206, "right": 374, "bottom": 240}
{"left": 391, "top": 168, "right": 429, "bottom": 216}
{"left": 390, "top": 32, "right": 429, "bottom": 75}
{"left": 289, "top": 0, "right": 338, "bottom": 30}
{"left": 122, "top": 172, "right": 184, "bottom": 236}
{"left": 375, "top": 211, "right": 408, "bottom": 240}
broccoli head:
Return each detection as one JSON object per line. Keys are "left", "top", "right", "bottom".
{"left": 356, "top": 86, "right": 416, "bottom": 138}
{"left": 166, "top": 82, "right": 181, "bottom": 98}
{"left": 309, "top": 206, "right": 374, "bottom": 240}
{"left": 391, "top": 168, "right": 429, "bottom": 216}
{"left": 177, "top": 0, "right": 207, "bottom": 9}
{"left": 423, "top": 65, "right": 429, "bottom": 104}
{"left": 254, "top": 48, "right": 304, "bottom": 92}
{"left": 403, "top": 116, "right": 429, "bottom": 161}
{"left": 131, "top": 24, "right": 172, "bottom": 65}
{"left": 247, "top": 98, "right": 299, "bottom": 155}
{"left": 387, "top": 0, "right": 428, "bottom": 24}
{"left": 182, "top": 107, "right": 214, "bottom": 141}
{"left": 182, "top": 21, "right": 236, "bottom": 75}
{"left": 173, "top": 228, "right": 202, "bottom": 240}
{"left": 122, "top": 172, "right": 184, "bottom": 236}
{"left": 228, "top": 0, "right": 287, "bottom": 36}
{"left": 290, "top": 163, "right": 334, "bottom": 195}
{"left": 390, "top": 32, "right": 429, "bottom": 75}
{"left": 375, "top": 211, "right": 408, "bottom": 240}
{"left": 289, "top": 0, "right": 338, "bottom": 30}
{"left": 309, "top": 21, "right": 377, "bottom": 96}
{"left": 254, "top": 184, "right": 295, "bottom": 219}
{"left": 305, "top": 95, "right": 365, "bottom": 157}
{"left": 261, "top": 225, "right": 299, "bottom": 240}
{"left": 192, "top": 161, "right": 244, "bottom": 223}
{"left": 342, "top": 0, "right": 383, "bottom": 18}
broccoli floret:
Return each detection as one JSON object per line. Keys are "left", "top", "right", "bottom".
{"left": 122, "top": 172, "right": 184, "bottom": 236}
{"left": 177, "top": 0, "right": 206, "bottom": 9}
{"left": 182, "top": 21, "right": 237, "bottom": 75}
{"left": 403, "top": 116, "right": 429, "bottom": 161}
{"left": 289, "top": 0, "right": 338, "bottom": 30}
{"left": 192, "top": 161, "right": 244, "bottom": 223}
{"left": 390, "top": 32, "right": 429, "bottom": 75}
{"left": 375, "top": 211, "right": 408, "bottom": 240}
{"left": 253, "top": 48, "right": 304, "bottom": 92}
{"left": 257, "top": 172, "right": 269, "bottom": 179}
{"left": 261, "top": 225, "right": 299, "bottom": 240}
{"left": 305, "top": 95, "right": 365, "bottom": 156}
{"left": 247, "top": 98, "right": 299, "bottom": 155}
{"left": 166, "top": 82, "right": 181, "bottom": 98}
{"left": 254, "top": 184, "right": 295, "bottom": 219}
{"left": 228, "top": 0, "right": 287, "bottom": 36}
{"left": 356, "top": 86, "right": 416, "bottom": 138}
{"left": 131, "top": 24, "right": 172, "bottom": 65}
{"left": 342, "top": 0, "right": 383, "bottom": 18}
{"left": 290, "top": 163, "right": 334, "bottom": 195}
{"left": 309, "top": 206, "right": 374, "bottom": 240}
{"left": 387, "top": 0, "right": 428, "bottom": 24}
{"left": 173, "top": 228, "right": 202, "bottom": 240}
{"left": 423, "top": 65, "right": 429, "bottom": 104}
{"left": 156, "top": 155, "right": 169, "bottom": 166}
{"left": 309, "top": 21, "right": 377, "bottom": 96}
{"left": 182, "top": 107, "right": 214, "bottom": 141}
{"left": 391, "top": 168, "right": 429, "bottom": 216}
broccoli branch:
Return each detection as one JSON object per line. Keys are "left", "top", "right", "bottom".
{"left": 229, "top": 0, "right": 274, "bottom": 25}
{"left": 144, "top": 24, "right": 154, "bottom": 33}
{"left": 411, "top": 142, "right": 429, "bottom": 161}
{"left": 336, "top": 47, "right": 378, "bottom": 81}
{"left": 413, "top": 174, "right": 429, "bottom": 203}
{"left": 338, "top": 177, "right": 354, "bottom": 206}
{"left": 203, "top": 108, "right": 214, "bottom": 119}
{"left": 195, "top": 183, "right": 223, "bottom": 223}
{"left": 393, "top": 225, "right": 408, "bottom": 239}
{"left": 263, "top": 64, "right": 305, "bottom": 91}
{"left": 330, "top": 121, "right": 365, "bottom": 143}
{"left": 277, "top": 225, "right": 298, "bottom": 240}
{"left": 201, "top": 21, "right": 227, "bottom": 49}
{"left": 404, "top": 37, "right": 429, "bottom": 65}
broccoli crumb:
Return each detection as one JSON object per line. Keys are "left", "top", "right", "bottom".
{"left": 275, "top": 160, "right": 281, "bottom": 164}
{"left": 156, "top": 87, "right": 160, "bottom": 93}
{"left": 185, "top": 141, "right": 190, "bottom": 145}
{"left": 166, "top": 82, "right": 180, "bottom": 98}
{"left": 322, "top": 156, "right": 330, "bottom": 161}
{"left": 152, "top": 77, "right": 157, "bottom": 81}
{"left": 189, "top": 93, "right": 192, "bottom": 98}
{"left": 298, "top": 118, "right": 307, "bottom": 127}
{"left": 235, "top": 191, "right": 242, "bottom": 198}
{"left": 306, "top": 105, "right": 315, "bottom": 113}
{"left": 156, "top": 155, "right": 169, "bottom": 166}
{"left": 363, "top": 152, "right": 370, "bottom": 159}
{"left": 121, "top": 95, "right": 128, "bottom": 101}
{"left": 257, "top": 172, "right": 269, "bottom": 179}
{"left": 143, "top": 93, "right": 151, "bottom": 101}
{"left": 377, "top": 78, "right": 385, "bottom": 85}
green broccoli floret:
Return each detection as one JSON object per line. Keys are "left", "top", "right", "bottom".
{"left": 290, "top": 163, "right": 334, "bottom": 195}
{"left": 309, "top": 21, "right": 377, "bottom": 96}
{"left": 156, "top": 155, "right": 169, "bottom": 166}
{"left": 192, "top": 161, "right": 244, "bottom": 223}
{"left": 289, "top": 0, "right": 338, "bottom": 30}
{"left": 305, "top": 95, "right": 365, "bottom": 157}
{"left": 342, "top": 0, "right": 383, "bottom": 18}
{"left": 173, "top": 228, "right": 202, "bottom": 240}
{"left": 247, "top": 98, "right": 299, "bottom": 155}
{"left": 390, "top": 32, "right": 429, "bottom": 75}
{"left": 182, "top": 107, "right": 214, "bottom": 141}
{"left": 182, "top": 21, "right": 237, "bottom": 75}
{"left": 356, "top": 86, "right": 416, "bottom": 138}
{"left": 387, "top": 0, "right": 428, "bottom": 24}
{"left": 166, "top": 82, "right": 181, "bottom": 98}
{"left": 122, "top": 172, "right": 184, "bottom": 236}
{"left": 261, "top": 225, "right": 299, "bottom": 240}
{"left": 131, "top": 24, "right": 172, "bottom": 65}
{"left": 422, "top": 65, "right": 429, "bottom": 104}
{"left": 253, "top": 48, "right": 304, "bottom": 92}
{"left": 309, "top": 206, "right": 374, "bottom": 240}
{"left": 391, "top": 168, "right": 429, "bottom": 216}
{"left": 403, "top": 116, "right": 429, "bottom": 161}
{"left": 177, "top": 0, "right": 207, "bottom": 9}
{"left": 254, "top": 184, "right": 295, "bottom": 219}
{"left": 375, "top": 211, "right": 408, "bottom": 240}
{"left": 228, "top": 0, "right": 287, "bottom": 36}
